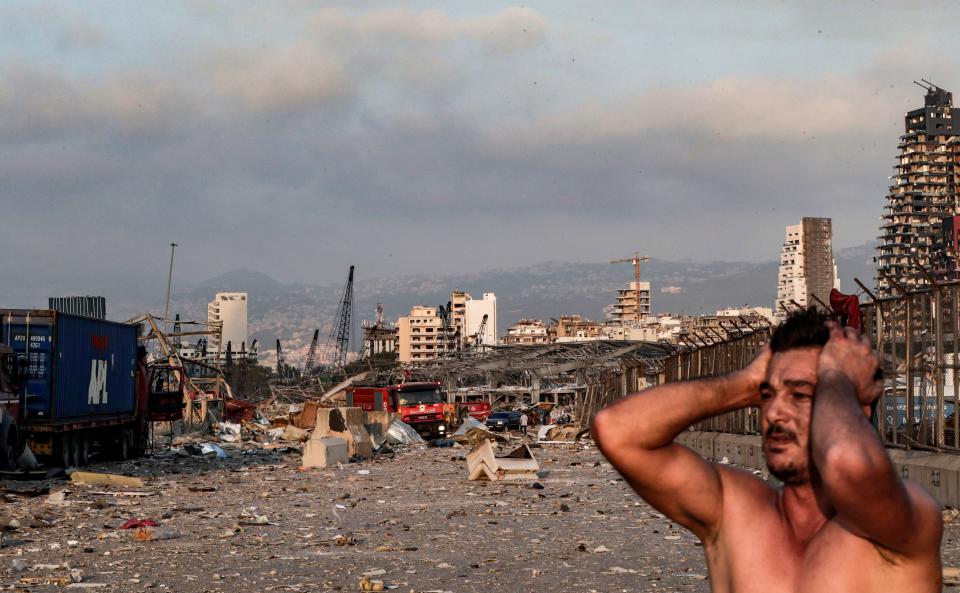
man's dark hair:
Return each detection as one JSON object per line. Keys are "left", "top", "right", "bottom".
{"left": 770, "top": 307, "right": 831, "bottom": 353}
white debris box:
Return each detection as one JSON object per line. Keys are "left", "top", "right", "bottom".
{"left": 466, "top": 440, "right": 539, "bottom": 481}
{"left": 302, "top": 437, "right": 349, "bottom": 468}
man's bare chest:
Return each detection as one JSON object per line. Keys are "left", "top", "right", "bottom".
{"left": 709, "top": 519, "right": 926, "bottom": 593}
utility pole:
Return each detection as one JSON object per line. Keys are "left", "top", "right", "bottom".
{"left": 163, "top": 242, "right": 178, "bottom": 334}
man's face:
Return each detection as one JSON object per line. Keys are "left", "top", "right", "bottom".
{"left": 759, "top": 347, "right": 819, "bottom": 485}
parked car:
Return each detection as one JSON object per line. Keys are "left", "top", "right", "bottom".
{"left": 485, "top": 410, "right": 522, "bottom": 432}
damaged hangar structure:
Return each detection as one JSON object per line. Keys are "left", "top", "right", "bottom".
{"left": 408, "top": 341, "right": 676, "bottom": 426}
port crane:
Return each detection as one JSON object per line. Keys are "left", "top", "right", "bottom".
{"left": 302, "top": 329, "right": 320, "bottom": 376}
{"left": 474, "top": 313, "right": 489, "bottom": 349}
{"left": 327, "top": 265, "right": 355, "bottom": 376}
{"left": 276, "top": 339, "right": 287, "bottom": 381}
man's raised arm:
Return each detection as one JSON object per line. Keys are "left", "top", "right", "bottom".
{"left": 592, "top": 348, "right": 770, "bottom": 541}
{"left": 811, "top": 323, "right": 941, "bottom": 556}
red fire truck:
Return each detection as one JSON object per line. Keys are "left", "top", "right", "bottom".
{"left": 346, "top": 381, "right": 491, "bottom": 439}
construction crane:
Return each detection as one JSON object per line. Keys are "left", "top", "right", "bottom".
{"left": 375, "top": 303, "right": 385, "bottom": 327}
{"left": 276, "top": 339, "right": 287, "bottom": 381}
{"left": 474, "top": 313, "right": 489, "bottom": 349}
{"left": 172, "top": 314, "right": 182, "bottom": 351}
{"left": 437, "top": 301, "right": 453, "bottom": 356}
{"left": 611, "top": 252, "right": 651, "bottom": 322}
{"left": 303, "top": 329, "right": 320, "bottom": 376}
{"left": 327, "top": 265, "right": 355, "bottom": 374}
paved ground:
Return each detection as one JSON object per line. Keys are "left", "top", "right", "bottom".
{"left": 1, "top": 438, "right": 959, "bottom": 592}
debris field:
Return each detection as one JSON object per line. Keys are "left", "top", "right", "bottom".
{"left": 4, "top": 441, "right": 960, "bottom": 592}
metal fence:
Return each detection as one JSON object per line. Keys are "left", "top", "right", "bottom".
{"left": 579, "top": 330, "right": 770, "bottom": 432}
{"left": 665, "top": 330, "right": 770, "bottom": 434}
{"left": 861, "top": 279, "right": 960, "bottom": 451}
{"left": 630, "top": 279, "right": 960, "bottom": 453}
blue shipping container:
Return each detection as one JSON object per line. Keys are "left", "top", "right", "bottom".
{"left": 0, "top": 310, "right": 137, "bottom": 424}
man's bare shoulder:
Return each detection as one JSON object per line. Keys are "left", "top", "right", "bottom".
{"left": 710, "top": 463, "right": 782, "bottom": 530}
{"left": 714, "top": 463, "right": 780, "bottom": 500}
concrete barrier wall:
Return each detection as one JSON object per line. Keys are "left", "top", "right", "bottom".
{"left": 677, "top": 430, "right": 960, "bottom": 508}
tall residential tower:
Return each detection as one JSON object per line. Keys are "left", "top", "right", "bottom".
{"left": 207, "top": 292, "right": 249, "bottom": 355}
{"left": 775, "top": 218, "right": 838, "bottom": 320}
{"left": 877, "top": 82, "right": 960, "bottom": 293}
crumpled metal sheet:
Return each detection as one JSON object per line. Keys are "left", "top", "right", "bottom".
{"left": 452, "top": 416, "right": 485, "bottom": 437}
{"left": 199, "top": 442, "right": 228, "bottom": 458}
{"left": 385, "top": 419, "right": 424, "bottom": 445}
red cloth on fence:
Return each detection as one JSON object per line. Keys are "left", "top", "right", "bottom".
{"left": 830, "top": 288, "right": 861, "bottom": 330}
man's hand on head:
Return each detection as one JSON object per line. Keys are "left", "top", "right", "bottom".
{"left": 818, "top": 321, "right": 883, "bottom": 407}
{"left": 736, "top": 345, "right": 772, "bottom": 406}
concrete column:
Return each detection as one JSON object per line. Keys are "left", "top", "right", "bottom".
{"left": 444, "top": 374, "right": 456, "bottom": 403}
{"left": 531, "top": 373, "right": 541, "bottom": 404}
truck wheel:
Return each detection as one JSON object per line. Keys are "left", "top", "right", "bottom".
{"left": 118, "top": 431, "right": 130, "bottom": 461}
{"left": 130, "top": 427, "right": 146, "bottom": 458}
{"left": 70, "top": 434, "right": 82, "bottom": 468}
{"left": 59, "top": 435, "right": 73, "bottom": 469}
{"left": 0, "top": 413, "right": 18, "bottom": 471}
{"left": 79, "top": 434, "right": 90, "bottom": 467}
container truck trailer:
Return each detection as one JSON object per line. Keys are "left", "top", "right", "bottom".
{"left": 0, "top": 309, "right": 179, "bottom": 469}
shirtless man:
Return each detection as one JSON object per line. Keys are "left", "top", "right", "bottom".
{"left": 592, "top": 308, "right": 942, "bottom": 592}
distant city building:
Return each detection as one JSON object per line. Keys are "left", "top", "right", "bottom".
{"left": 450, "top": 290, "right": 469, "bottom": 343}
{"left": 361, "top": 303, "right": 398, "bottom": 358}
{"left": 597, "top": 323, "right": 656, "bottom": 341}
{"left": 464, "top": 293, "right": 497, "bottom": 349}
{"left": 609, "top": 281, "right": 651, "bottom": 323}
{"left": 715, "top": 306, "right": 776, "bottom": 325}
{"left": 397, "top": 305, "right": 456, "bottom": 362}
{"left": 503, "top": 314, "right": 656, "bottom": 345}
{"left": 775, "top": 218, "right": 838, "bottom": 320}
{"left": 878, "top": 82, "right": 960, "bottom": 294}
{"left": 643, "top": 314, "right": 690, "bottom": 342}
{"left": 49, "top": 296, "right": 106, "bottom": 320}
{"left": 207, "top": 292, "right": 249, "bottom": 355}
{"left": 503, "top": 319, "right": 550, "bottom": 345}
{"left": 397, "top": 290, "right": 497, "bottom": 362}
{"left": 554, "top": 315, "right": 602, "bottom": 341}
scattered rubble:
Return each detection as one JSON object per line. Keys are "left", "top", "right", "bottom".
{"left": 4, "top": 416, "right": 960, "bottom": 593}
{"left": 70, "top": 472, "right": 144, "bottom": 488}
{"left": 451, "top": 417, "right": 506, "bottom": 447}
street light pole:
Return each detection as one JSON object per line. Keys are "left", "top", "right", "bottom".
{"left": 163, "top": 242, "right": 178, "bottom": 334}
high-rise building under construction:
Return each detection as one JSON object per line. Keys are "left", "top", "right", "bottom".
{"left": 877, "top": 82, "right": 960, "bottom": 294}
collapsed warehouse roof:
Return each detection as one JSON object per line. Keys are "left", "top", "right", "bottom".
{"left": 407, "top": 340, "right": 678, "bottom": 396}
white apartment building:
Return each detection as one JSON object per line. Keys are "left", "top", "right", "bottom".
{"left": 775, "top": 218, "right": 839, "bottom": 321}
{"left": 207, "top": 292, "right": 249, "bottom": 355}
{"left": 398, "top": 290, "right": 498, "bottom": 361}
{"left": 503, "top": 319, "right": 550, "bottom": 345}
{"left": 464, "top": 293, "right": 497, "bottom": 349}
{"left": 397, "top": 305, "right": 456, "bottom": 362}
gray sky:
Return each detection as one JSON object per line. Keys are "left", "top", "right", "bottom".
{"left": 2, "top": 1, "right": 958, "bottom": 295}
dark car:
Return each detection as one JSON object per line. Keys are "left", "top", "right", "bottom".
{"left": 485, "top": 410, "right": 522, "bottom": 432}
